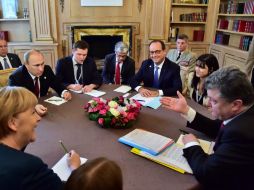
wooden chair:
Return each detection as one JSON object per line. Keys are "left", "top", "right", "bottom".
{"left": 0, "top": 68, "right": 16, "bottom": 87}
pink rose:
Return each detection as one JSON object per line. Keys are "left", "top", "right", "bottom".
{"left": 99, "top": 109, "right": 107, "bottom": 115}
{"left": 98, "top": 118, "right": 104, "bottom": 125}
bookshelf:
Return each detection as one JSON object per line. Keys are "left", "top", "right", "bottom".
{"left": 210, "top": 0, "right": 254, "bottom": 77}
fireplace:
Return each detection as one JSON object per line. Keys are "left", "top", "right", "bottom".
{"left": 71, "top": 26, "right": 132, "bottom": 71}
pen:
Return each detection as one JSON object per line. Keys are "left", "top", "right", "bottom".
{"left": 59, "top": 140, "right": 69, "bottom": 154}
{"left": 136, "top": 99, "right": 145, "bottom": 102}
{"left": 179, "top": 129, "right": 189, "bottom": 135}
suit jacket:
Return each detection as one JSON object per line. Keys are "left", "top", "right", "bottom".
{"left": 183, "top": 105, "right": 254, "bottom": 190}
{"left": 130, "top": 58, "right": 182, "bottom": 96}
{"left": 8, "top": 65, "right": 65, "bottom": 97}
{"left": 166, "top": 49, "right": 196, "bottom": 72}
{"left": 102, "top": 53, "right": 135, "bottom": 85}
{"left": 56, "top": 56, "right": 102, "bottom": 88}
{"left": 251, "top": 67, "right": 254, "bottom": 88}
{"left": 0, "top": 144, "right": 63, "bottom": 190}
{"left": 0, "top": 53, "right": 22, "bottom": 70}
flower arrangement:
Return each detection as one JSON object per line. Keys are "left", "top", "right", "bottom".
{"left": 84, "top": 96, "right": 142, "bottom": 128}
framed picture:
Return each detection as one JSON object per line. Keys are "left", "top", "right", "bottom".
{"left": 81, "top": 0, "right": 123, "bottom": 7}
{"left": 1, "top": 0, "right": 18, "bottom": 19}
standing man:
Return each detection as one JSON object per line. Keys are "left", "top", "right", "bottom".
{"left": 0, "top": 39, "right": 22, "bottom": 70}
{"left": 56, "top": 40, "right": 102, "bottom": 93}
{"left": 8, "top": 49, "right": 71, "bottom": 115}
{"left": 166, "top": 34, "right": 196, "bottom": 95}
{"left": 130, "top": 40, "right": 182, "bottom": 97}
{"left": 161, "top": 67, "right": 254, "bottom": 189}
{"left": 102, "top": 41, "right": 135, "bottom": 85}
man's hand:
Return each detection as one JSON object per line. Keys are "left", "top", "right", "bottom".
{"left": 83, "top": 84, "right": 96, "bottom": 93}
{"left": 35, "top": 104, "right": 47, "bottom": 116}
{"left": 67, "top": 150, "right": 81, "bottom": 171}
{"left": 67, "top": 84, "right": 83, "bottom": 91}
{"left": 182, "top": 134, "right": 199, "bottom": 145}
{"left": 160, "top": 91, "right": 189, "bottom": 114}
{"left": 63, "top": 91, "right": 72, "bottom": 101}
{"left": 138, "top": 87, "right": 159, "bottom": 97}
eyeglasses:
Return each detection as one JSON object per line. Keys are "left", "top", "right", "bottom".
{"left": 149, "top": 50, "right": 162, "bottom": 55}
{"left": 0, "top": 45, "right": 8, "bottom": 49}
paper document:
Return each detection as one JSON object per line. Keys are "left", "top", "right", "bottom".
{"left": 84, "top": 90, "right": 106, "bottom": 97}
{"left": 176, "top": 134, "right": 215, "bottom": 155}
{"left": 69, "top": 89, "right": 83, "bottom": 94}
{"left": 44, "top": 96, "right": 67, "bottom": 106}
{"left": 114, "top": 85, "right": 132, "bottom": 93}
{"left": 130, "top": 93, "right": 161, "bottom": 109}
{"left": 52, "top": 154, "right": 87, "bottom": 181}
{"left": 119, "top": 129, "right": 174, "bottom": 155}
{"left": 131, "top": 143, "right": 193, "bottom": 174}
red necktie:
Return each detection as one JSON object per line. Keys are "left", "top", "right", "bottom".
{"left": 34, "top": 77, "right": 40, "bottom": 97}
{"left": 213, "top": 123, "right": 225, "bottom": 151}
{"left": 115, "top": 62, "right": 121, "bottom": 85}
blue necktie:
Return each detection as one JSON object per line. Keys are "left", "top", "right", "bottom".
{"left": 3, "top": 58, "right": 10, "bottom": 69}
{"left": 153, "top": 66, "right": 159, "bottom": 88}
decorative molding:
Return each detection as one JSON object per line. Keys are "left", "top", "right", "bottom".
{"left": 60, "top": 0, "right": 64, "bottom": 13}
{"left": 138, "top": 0, "right": 143, "bottom": 12}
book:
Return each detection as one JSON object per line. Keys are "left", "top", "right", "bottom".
{"left": 131, "top": 144, "right": 193, "bottom": 174}
{"left": 52, "top": 154, "right": 87, "bottom": 181}
{"left": 176, "top": 134, "right": 215, "bottom": 155}
{"left": 118, "top": 129, "right": 174, "bottom": 156}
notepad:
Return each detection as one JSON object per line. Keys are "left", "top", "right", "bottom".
{"left": 84, "top": 90, "right": 106, "bottom": 97}
{"left": 119, "top": 129, "right": 174, "bottom": 156}
{"left": 52, "top": 154, "right": 87, "bottom": 181}
{"left": 114, "top": 85, "right": 132, "bottom": 93}
{"left": 130, "top": 93, "right": 161, "bottom": 109}
{"left": 176, "top": 134, "right": 215, "bottom": 155}
{"left": 44, "top": 96, "right": 67, "bottom": 106}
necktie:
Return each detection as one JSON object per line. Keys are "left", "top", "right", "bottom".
{"left": 34, "top": 77, "right": 40, "bottom": 97}
{"left": 76, "top": 64, "right": 82, "bottom": 84}
{"left": 153, "top": 66, "right": 159, "bottom": 88}
{"left": 213, "top": 123, "right": 225, "bottom": 151}
{"left": 176, "top": 52, "right": 181, "bottom": 61}
{"left": 3, "top": 58, "right": 10, "bottom": 69}
{"left": 115, "top": 62, "right": 121, "bottom": 85}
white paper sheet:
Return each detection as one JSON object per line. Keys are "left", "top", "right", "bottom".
{"left": 44, "top": 96, "right": 67, "bottom": 106}
{"left": 114, "top": 85, "right": 132, "bottom": 93}
{"left": 69, "top": 89, "right": 83, "bottom": 94}
{"left": 52, "top": 154, "right": 87, "bottom": 181}
{"left": 84, "top": 90, "right": 106, "bottom": 97}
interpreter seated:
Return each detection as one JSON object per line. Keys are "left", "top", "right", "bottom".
{"left": 130, "top": 40, "right": 182, "bottom": 97}
{"left": 0, "top": 86, "right": 80, "bottom": 190}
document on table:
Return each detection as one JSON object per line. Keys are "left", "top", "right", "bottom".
{"left": 69, "top": 89, "right": 83, "bottom": 94}
{"left": 84, "top": 90, "right": 106, "bottom": 97}
{"left": 119, "top": 129, "right": 174, "bottom": 156}
{"left": 114, "top": 85, "right": 132, "bottom": 93}
{"left": 130, "top": 93, "right": 161, "bottom": 109}
{"left": 52, "top": 154, "right": 87, "bottom": 181}
{"left": 176, "top": 134, "right": 215, "bottom": 155}
{"left": 44, "top": 96, "right": 67, "bottom": 106}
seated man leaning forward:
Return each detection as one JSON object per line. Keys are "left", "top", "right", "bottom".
{"left": 56, "top": 40, "right": 102, "bottom": 93}
{"left": 160, "top": 67, "right": 254, "bottom": 190}
{"left": 102, "top": 41, "right": 135, "bottom": 85}
{"left": 130, "top": 40, "right": 182, "bottom": 97}
{"left": 0, "top": 86, "right": 80, "bottom": 190}
{"left": 8, "top": 49, "right": 71, "bottom": 116}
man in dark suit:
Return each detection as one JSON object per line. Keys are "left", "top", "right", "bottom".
{"left": 161, "top": 67, "right": 254, "bottom": 190}
{"left": 0, "top": 39, "right": 22, "bottom": 70}
{"left": 102, "top": 41, "right": 135, "bottom": 85}
{"left": 56, "top": 40, "right": 102, "bottom": 93}
{"left": 251, "top": 67, "right": 254, "bottom": 88}
{"left": 9, "top": 49, "right": 71, "bottom": 115}
{"left": 130, "top": 40, "right": 182, "bottom": 97}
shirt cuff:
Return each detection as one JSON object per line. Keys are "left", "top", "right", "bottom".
{"left": 61, "top": 90, "right": 68, "bottom": 98}
{"left": 184, "top": 141, "right": 200, "bottom": 149}
{"left": 135, "top": 86, "right": 141, "bottom": 92}
{"left": 159, "top": 90, "right": 163, "bottom": 96}
{"left": 180, "top": 107, "right": 196, "bottom": 123}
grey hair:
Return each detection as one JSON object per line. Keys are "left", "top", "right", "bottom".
{"left": 205, "top": 66, "right": 254, "bottom": 105}
{"left": 24, "top": 49, "right": 42, "bottom": 64}
{"left": 114, "top": 41, "right": 129, "bottom": 53}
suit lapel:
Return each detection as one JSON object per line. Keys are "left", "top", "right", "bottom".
{"left": 22, "top": 66, "right": 35, "bottom": 90}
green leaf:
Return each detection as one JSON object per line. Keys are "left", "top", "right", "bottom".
{"left": 89, "top": 113, "right": 99, "bottom": 121}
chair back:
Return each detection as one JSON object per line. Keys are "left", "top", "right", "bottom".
{"left": 0, "top": 68, "right": 16, "bottom": 87}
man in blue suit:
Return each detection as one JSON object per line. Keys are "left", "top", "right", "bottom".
{"left": 102, "top": 41, "right": 135, "bottom": 85}
{"left": 130, "top": 40, "right": 182, "bottom": 97}
{"left": 56, "top": 40, "right": 102, "bottom": 93}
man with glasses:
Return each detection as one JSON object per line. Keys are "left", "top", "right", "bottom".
{"left": 9, "top": 49, "right": 71, "bottom": 116}
{"left": 56, "top": 40, "right": 102, "bottom": 93}
{"left": 130, "top": 40, "right": 182, "bottom": 97}
{"left": 102, "top": 41, "right": 135, "bottom": 85}
{"left": 0, "top": 39, "right": 22, "bottom": 70}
